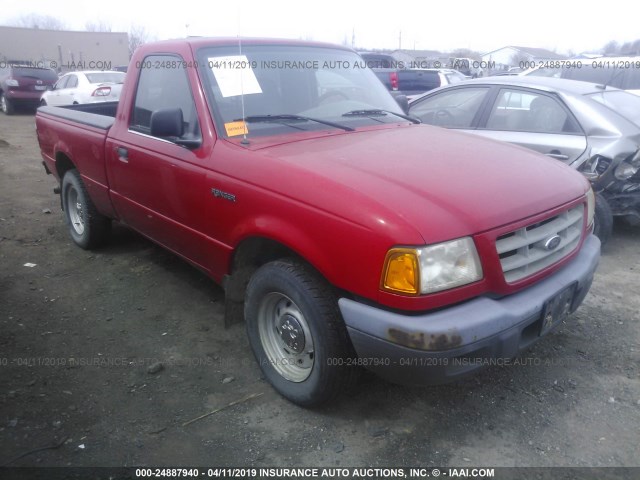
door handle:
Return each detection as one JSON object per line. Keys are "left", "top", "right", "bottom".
{"left": 117, "top": 146, "right": 129, "bottom": 163}
{"left": 545, "top": 152, "right": 569, "bottom": 161}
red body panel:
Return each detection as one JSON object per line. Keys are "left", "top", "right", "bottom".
{"left": 35, "top": 37, "right": 592, "bottom": 313}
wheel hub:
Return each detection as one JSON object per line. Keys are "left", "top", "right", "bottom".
{"left": 276, "top": 314, "right": 305, "bottom": 353}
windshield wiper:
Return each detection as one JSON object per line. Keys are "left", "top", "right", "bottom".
{"left": 242, "top": 114, "right": 354, "bottom": 132}
{"left": 342, "top": 109, "right": 420, "bottom": 124}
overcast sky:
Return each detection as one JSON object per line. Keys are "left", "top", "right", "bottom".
{"left": 0, "top": 0, "right": 637, "bottom": 54}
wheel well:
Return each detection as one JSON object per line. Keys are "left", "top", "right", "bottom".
{"left": 55, "top": 152, "right": 75, "bottom": 180}
{"left": 225, "top": 237, "right": 300, "bottom": 302}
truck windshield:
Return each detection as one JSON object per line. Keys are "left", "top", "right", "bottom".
{"left": 197, "top": 44, "right": 406, "bottom": 138}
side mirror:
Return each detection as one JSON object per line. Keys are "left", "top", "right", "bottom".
{"left": 150, "top": 107, "right": 184, "bottom": 138}
{"left": 391, "top": 93, "right": 409, "bottom": 115}
{"left": 149, "top": 107, "right": 202, "bottom": 149}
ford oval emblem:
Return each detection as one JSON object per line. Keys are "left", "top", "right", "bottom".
{"left": 544, "top": 235, "right": 562, "bottom": 251}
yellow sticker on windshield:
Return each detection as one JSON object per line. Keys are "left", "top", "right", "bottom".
{"left": 224, "top": 121, "right": 248, "bottom": 137}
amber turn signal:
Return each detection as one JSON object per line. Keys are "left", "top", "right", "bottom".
{"left": 380, "top": 248, "right": 420, "bottom": 295}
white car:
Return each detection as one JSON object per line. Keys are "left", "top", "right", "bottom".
{"left": 40, "top": 70, "right": 125, "bottom": 106}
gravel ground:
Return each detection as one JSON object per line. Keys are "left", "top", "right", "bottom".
{"left": 0, "top": 111, "right": 638, "bottom": 477}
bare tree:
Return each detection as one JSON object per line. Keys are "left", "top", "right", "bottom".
{"left": 510, "top": 53, "right": 531, "bottom": 69}
{"left": 449, "top": 48, "right": 482, "bottom": 61}
{"left": 620, "top": 39, "right": 640, "bottom": 55}
{"left": 7, "top": 13, "right": 66, "bottom": 30}
{"left": 602, "top": 40, "right": 619, "bottom": 55}
{"left": 601, "top": 39, "right": 640, "bottom": 55}
{"left": 128, "top": 24, "right": 151, "bottom": 59}
{"left": 85, "top": 21, "right": 112, "bottom": 32}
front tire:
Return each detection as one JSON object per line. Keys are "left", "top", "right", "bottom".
{"left": 61, "top": 169, "right": 111, "bottom": 249}
{"left": 1, "top": 92, "right": 14, "bottom": 115}
{"left": 245, "top": 259, "right": 355, "bottom": 406}
{"left": 593, "top": 192, "right": 613, "bottom": 247}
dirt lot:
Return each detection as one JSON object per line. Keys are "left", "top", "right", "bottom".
{"left": 0, "top": 111, "right": 639, "bottom": 474}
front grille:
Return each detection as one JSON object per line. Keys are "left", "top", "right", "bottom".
{"left": 496, "top": 204, "right": 584, "bottom": 283}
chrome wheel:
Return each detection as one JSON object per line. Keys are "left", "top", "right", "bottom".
{"left": 1, "top": 95, "right": 6, "bottom": 113}
{"left": 257, "top": 292, "right": 315, "bottom": 382}
{"left": 66, "top": 186, "right": 85, "bottom": 235}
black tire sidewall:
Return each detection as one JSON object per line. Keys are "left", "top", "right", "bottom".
{"left": 245, "top": 261, "right": 348, "bottom": 406}
{"left": 593, "top": 192, "right": 613, "bottom": 247}
{"left": 1, "top": 93, "right": 14, "bottom": 115}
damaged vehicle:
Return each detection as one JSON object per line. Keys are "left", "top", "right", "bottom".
{"left": 409, "top": 76, "right": 640, "bottom": 245}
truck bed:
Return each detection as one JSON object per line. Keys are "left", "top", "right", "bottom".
{"left": 37, "top": 102, "right": 118, "bottom": 130}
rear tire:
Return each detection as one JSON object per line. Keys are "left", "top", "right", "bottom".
{"left": 593, "top": 192, "right": 613, "bottom": 247}
{"left": 61, "top": 169, "right": 111, "bottom": 249}
{"left": 1, "top": 92, "right": 14, "bottom": 115}
{"left": 245, "top": 259, "right": 356, "bottom": 406}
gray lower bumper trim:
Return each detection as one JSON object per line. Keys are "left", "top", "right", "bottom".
{"left": 339, "top": 234, "right": 600, "bottom": 352}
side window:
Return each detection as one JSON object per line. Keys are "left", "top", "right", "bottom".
{"left": 66, "top": 75, "right": 78, "bottom": 88}
{"left": 410, "top": 87, "right": 489, "bottom": 128}
{"left": 54, "top": 76, "right": 69, "bottom": 90}
{"left": 486, "top": 89, "right": 580, "bottom": 134}
{"left": 130, "top": 55, "right": 200, "bottom": 140}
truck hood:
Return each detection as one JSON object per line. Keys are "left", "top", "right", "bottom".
{"left": 252, "top": 124, "right": 588, "bottom": 244}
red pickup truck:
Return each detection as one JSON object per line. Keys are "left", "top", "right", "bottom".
{"left": 36, "top": 38, "right": 600, "bottom": 406}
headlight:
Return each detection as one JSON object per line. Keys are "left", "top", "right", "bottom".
{"left": 381, "top": 237, "right": 483, "bottom": 296}
{"left": 6, "top": 79, "right": 19, "bottom": 87}
{"left": 586, "top": 187, "right": 595, "bottom": 229}
{"left": 614, "top": 149, "right": 640, "bottom": 180}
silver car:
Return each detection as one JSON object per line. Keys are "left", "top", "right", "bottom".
{"left": 408, "top": 76, "right": 640, "bottom": 244}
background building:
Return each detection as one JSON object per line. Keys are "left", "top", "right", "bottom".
{"left": 0, "top": 26, "right": 129, "bottom": 72}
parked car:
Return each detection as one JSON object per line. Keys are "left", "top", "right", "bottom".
{"left": 0, "top": 64, "right": 58, "bottom": 114}
{"left": 36, "top": 38, "right": 599, "bottom": 406}
{"left": 451, "top": 57, "right": 484, "bottom": 77}
{"left": 523, "top": 57, "right": 640, "bottom": 96}
{"left": 40, "top": 70, "right": 125, "bottom": 106}
{"left": 489, "top": 71, "right": 521, "bottom": 77}
{"left": 358, "top": 52, "right": 467, "bottom": 98}
{"left": 408, "top": 76, "right": 640, "bottom": 244}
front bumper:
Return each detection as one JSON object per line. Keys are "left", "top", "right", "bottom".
{"left": 339, "top": 234, "right": 600, "bottom": 386}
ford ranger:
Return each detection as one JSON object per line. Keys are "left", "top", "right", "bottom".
{"left": 36, "top": 38, "right": 600, "bottom": 406}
